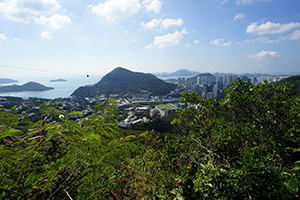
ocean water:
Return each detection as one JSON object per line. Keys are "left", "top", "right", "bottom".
{"left": 0, "top": 75, "right": 102, "bottom": 99}
{"left": 0, "top": 75, "right": 182, "bottom": 99}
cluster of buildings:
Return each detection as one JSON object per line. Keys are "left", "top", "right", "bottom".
{"left": 177, "top": 74, "right": 289, "bottom": 100}
{"left": 0, "top": 74, "right": 290, "bottom": 129}
{"left": 254, "top": 76, "right": 289, "bottom": 84}
{"left": 177, "top": 75, "right": 246, "bottom": 100}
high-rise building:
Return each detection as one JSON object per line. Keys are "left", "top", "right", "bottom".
{"left": 213, "top": 83, "right": 219, "bottom": 99}
{"left": 206, "top": 92, "right": 214, "bottom": 99}
{"left": 202, "top": 85, "right": 208, "bottom": 98}
{"left": 252, "top": 76, "right": 258, "bottom": 85}
{"left": 209, "top": 76, "right": 216, "bottom": 85}
{"left": 201, "top": 76, "right": 208, "bottom": 85}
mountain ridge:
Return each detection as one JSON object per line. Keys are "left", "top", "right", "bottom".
{"left": 153, "top": 69, "right": 200, "bottom": 77}
{"left": 72, "top": 67, "right": 176, "bottom": 97}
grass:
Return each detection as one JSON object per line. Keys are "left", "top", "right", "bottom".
{"left": 157, "top": 104, "right": 173, "bottom": 110}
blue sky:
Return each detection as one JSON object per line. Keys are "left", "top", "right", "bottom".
{"left": 0, "top": 0, "right": 300, "bottom": 79}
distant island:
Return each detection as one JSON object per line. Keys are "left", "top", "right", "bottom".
{"left": 153, "top": 69, "right": 200, "bottom": 77}
{"left": 72, "top": 67, "right": 176, "bottom": 97}
{"left": 0, "top": 82, "right": 54, "bottom": 93}
{"left": 50, "top": 78, "right": 67, "bottom": 82}
{"left": 0, "top": 78, "right": 18, "bottom": 84}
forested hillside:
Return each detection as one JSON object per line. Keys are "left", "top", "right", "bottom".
{"left": 0, "top": 79, "right": 299, "bottom": 199}
{"left": 0, "top": 82, "right": 54, "bottom": 93}
{"left": 274, "top": 75, "right": 300, "bottom": 96}
{"left": 72, "top": 67, "right": 176, "bottom": 97}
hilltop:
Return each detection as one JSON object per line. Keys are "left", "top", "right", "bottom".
{"left": 50, "top": 78, "right": 67, "bottom": 82}
{"left": 72, "top": 67, "right": 176, "bottom": 97}
{"left": 153, "top": 69, "right": 200, "bottom": 77}
{"left": 0, "top": 82, "right": 54, "bottom": 93}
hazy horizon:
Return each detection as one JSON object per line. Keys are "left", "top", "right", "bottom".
{"left": 1, "top": 0, "right": 300, "bottom": 79}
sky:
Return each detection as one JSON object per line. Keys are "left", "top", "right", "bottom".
{"left": 0, "top": 0, "right": 300, "bottom": 79}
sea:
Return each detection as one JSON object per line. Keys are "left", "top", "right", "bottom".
{"left": 0, "top": 75, "right": 178, "bottom": 99}
{"left": 0, "top": 75, "right": 102, "bottom": 99}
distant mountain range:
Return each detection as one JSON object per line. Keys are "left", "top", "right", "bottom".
{"left": 0, "top": 78, "right": 18, "bottom": 84}
{"left": 50, "top": 78, "right": 67, "bottom": 82}
{"left": 153, "top": 69, "right": 200, "bottom": 77}
{"left": 0, "top": 82, "right": 54, "bottom": 93}
{"left": 72, "top": 67, "right": 176, "bottom": 97}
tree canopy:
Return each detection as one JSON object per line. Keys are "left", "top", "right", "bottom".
{"left": 1, "top": 79, "right": 299, "bottom": 199}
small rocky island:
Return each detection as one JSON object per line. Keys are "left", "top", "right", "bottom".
{"left": 0, "top": 78, "right": 18, "bottom": 84}
{"left": 50, "top": 78, "right": 67, "bottom": 82}
{"left": 0, "top": 82, "right": 54, "bottom": 93}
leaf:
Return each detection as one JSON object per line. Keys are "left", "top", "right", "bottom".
{"left": 0, "top": 129, "right": 22, "bottom": 139}
{"left": 67, "top": 111, "right": 82, "bottom": 116}
{"left": 124, "top": 135, "right": 136, "bottom": 141}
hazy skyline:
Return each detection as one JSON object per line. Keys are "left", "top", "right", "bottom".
{"left": 1, "top": 0, "right": 300, "bottom": 79}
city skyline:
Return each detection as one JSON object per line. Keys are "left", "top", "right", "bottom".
{"left": 1, "top": 0, "right": 300, "bottom": 80}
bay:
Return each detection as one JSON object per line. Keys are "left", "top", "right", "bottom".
{"left": 0, "top": 75, "right": 102, "bottom": 99}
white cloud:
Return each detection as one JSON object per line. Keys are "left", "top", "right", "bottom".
{"left": 131, "top": 39, "right": 135, "bottom": 42}
{"left": 88, "top": 0, "right": 140, "bottom": 22}
{"left": 246, "top": 21, "right": 300, "bottom": 35}
{"left": 142, "top": 0, "right": 163, "bottom": 13}
{"left": 210, "top": 38, "right": 231, "bottom": 46}
{"left": 237, "top": 0, "right": 271, "bottom": 5}
{"left": 245, "top": 37, "right": 279, "bottom": 44}
{"left": 146, "top": 28, "right": 188, "bottom": 49}
{"left": 285, "top": 30, "right": 300, "bottom": 40}
{"left": 188, "top": 60, "right": 196, "bottom": 63}
{"left": 40, "top": 31, "right": 53, "bottom": 39}
{"left": 194, "top": 40, "right": 199, "bottom": 44}
{"left": 221, "top": 0, "right": 229, "bottom": 5}
{"left": 141, "top": 18, "right": 183, "bottom": 30}
{"left": 185, "top": 43, "right": 191, "bottom": 47}
{"left": 141, "top": 18, "right": 161, "bottom": 29}
{"left": 0, "top": 0, "right": 61, "bottom": 23}
{"left": 247, "top": 50, "right": 281, "bottom": 59}
{"left": 124, "top": 30, "right": 127, "bottom": 34}
{"left": 14, "top": 38, "right": 21, "bottom": 42}
{"left": 233, "top": 13, "right": 246, "bottom": 21}
{"left": 161, "top": 18, "right": 184, "bottom": 29}
{"left": 35, "top": 14, "right": 71, "bottom": 31}
{"left": 0, "top": 34, "right": 7, "bottom": 40}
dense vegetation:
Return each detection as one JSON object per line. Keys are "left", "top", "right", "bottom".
{"left": 0, "top": 82, "right": 54, "bottom": 93}
{"left": 1, "top": 79, "right": 299, "bottom": 199}
{"left": 274, "top": 75, "right": 300, "bottom": 96}
{"left": 72, "top": 67, "right": 177, "bottom": 97}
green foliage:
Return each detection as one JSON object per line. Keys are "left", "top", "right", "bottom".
{"left": 0, "top": 98, "right": 138, "bottom": 199}
{"left": 1, "top": 79, "right": 299, "bottom": 199}
{"left": 274, "top": 75, "right": 300, "bottom": 96}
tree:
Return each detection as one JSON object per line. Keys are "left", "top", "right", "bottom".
{"left": 0, "top": 99, "right": 138, "bottom": 199}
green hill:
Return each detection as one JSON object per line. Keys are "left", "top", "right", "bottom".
{"left": 71, "top": 67, "right": 177, "bottom": 97}
{"left": 274, "top": 75, "right": 300, "bottom": 96}
{"left": 0, "top": 82, "right": 54, "bottom": 93}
